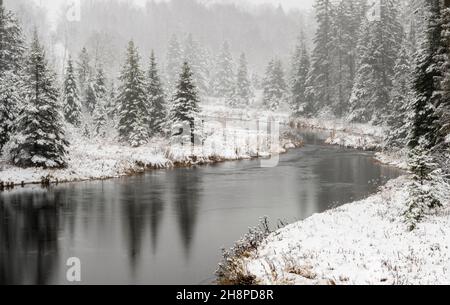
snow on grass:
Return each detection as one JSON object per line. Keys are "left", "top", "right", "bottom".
{"left": 231, "top": 176, "right": 450, "bottom": 285}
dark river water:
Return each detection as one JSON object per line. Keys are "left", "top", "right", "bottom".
{"left": 0, "top": 130, "right": 403, "bottom": 285}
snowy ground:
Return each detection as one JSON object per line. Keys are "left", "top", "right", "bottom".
{"left": 232, "top": 176, "right": 450, "bottom": 285}
{"left": 0, "top": 102, "right": 297, "bottom": 186}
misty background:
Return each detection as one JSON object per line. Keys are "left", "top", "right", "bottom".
{"left": 3, "top": 0, "right": 316, "bottom": 79}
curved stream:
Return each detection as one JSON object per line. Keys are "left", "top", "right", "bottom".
{"left": 0, "top": 129, "right": 403, "bottom": 284}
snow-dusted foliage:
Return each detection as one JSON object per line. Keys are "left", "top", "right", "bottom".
{"left": 165, "top": 34, "right": 183, "bottom": 96}
{"left": 212, "top": 41, "right": 235, "bottom": 102}
{"left": 5, "top": 31, "right": 68, "bottom": 169}
{"left": 233, "top": 52, "right": 253, "bottom": 107}
{"left": 349, "top": 0, "right": 403, "bottom": 124}
{"left": 262, "top": 59, "right": 287, "bottom": 111}
{"left": 0, "top": 71, "right": 22, "bottom": 152}
{"left": 385, "top": 39, "right": 414, "bottom": 149}
{"left": 147, "top": 50, "right": 167, "bottom": 135}
{"left": 169, "top": 61, "right": 201, "bottom": 145}
{"left": 62, "top": 56, "right": 82, "bottom": 126}
{"left": 116, "top": 41, "right": 150, "bottom": 147}
{"left": 76, "top": 47, "right": 92, "bottom": 100}
{"left": 183, "top": 34, "right": 210, "bottom": 96}
{"left": 0, "top": 1, "right": 24, "bottom": 74}
{"left": 290, "top": 38, "right": 311, "bottom": 117}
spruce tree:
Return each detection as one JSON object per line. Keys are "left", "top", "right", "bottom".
{"left": 438, "top": 2, "right": 450, "bottom": 146}
{"left": 147, "top": 50, "right": 166, "bottom": 135}
{"left": 409, "top": 0, "right": 445, "bottom": 150}
{"left": 169, "top": 62, "right": 200, "bottom": 145}
{"left": 291, "top": 40, "right": 312, "bottom": 117}
{"left": 385, "top": 39, "right": 413, "bottom": 149}
{"left": 307, "top": 0, "right": 333, "bottom": 113}
{"left": 234, "top": 52, "right": 252, "bottom": 107}
{"left": 166, "top": 34, "right": 183, "bottom": 95}
{"left": 0, "top": 0, "right": 25, "bottom": 75}
{"left": 0, "top": 71, "right": 22, "bottom": 152}
{"left": 84, "top": 79, "right": 97, "bottom": 115}
{"left": 92, "top": 65, "right": 108, "bottom": 137}
{"left": 183, "top": 34, "right": 210, "bottom": 96}
{"left": 105, "top": 80, "right": 118, "bottom": 121}
{"left": 6, "top": 31, "right": 68, "bottom": 168}
{"left": 350, "top": 0, "right": 403, "bottom": 124}
{"left": 77, "top": 47, "right": 92, "bottom": 100}
{"left": 213, "top": 41, "right": 235, "bottom": 100}
{"left": 62, "top": 56, "right": 82, "bottom": 126}
{"left": 263, "top": 59, "right": 287, "bottom": 111}
{"left": 117, "top": 40, "right": 149, "bottom": 147}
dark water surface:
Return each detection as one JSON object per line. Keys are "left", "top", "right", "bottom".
{"left": 0, "top": 130, "right": 403, "bottom": 284}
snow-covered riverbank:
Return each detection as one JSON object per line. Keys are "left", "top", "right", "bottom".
{"left": 221, "top": 176, "right": 450, "bottom": 285}
{"left": 0, "top": 104, "right": 299, "bottom": 187}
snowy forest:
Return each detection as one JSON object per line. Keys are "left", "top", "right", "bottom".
{"left": 1, "top": 0, "right": 450, "bottom": 285}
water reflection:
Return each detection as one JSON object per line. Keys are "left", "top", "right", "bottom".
{"left": 0, "top": 130, "right": 404, "bottom": 284}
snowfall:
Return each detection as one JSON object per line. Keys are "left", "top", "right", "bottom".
{"left": 2, "top": 99, "right": 449, "bottom": 285}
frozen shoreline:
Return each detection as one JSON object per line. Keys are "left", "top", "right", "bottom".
{"left": 218, "top": 116, "right": 450, "bottom": 285}
{"left": 230, "top": 176, "right": 450, "bottom": 285}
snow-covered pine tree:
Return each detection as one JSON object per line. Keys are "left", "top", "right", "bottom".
{"left": 385, "top": 38, "right": 413, "bottom": 149}
{"left": 213, "top": 41, "right": 235, "bottom": 101}
{"left": 147, "top": 50, "right": 167, "bottom": 135}
{"left": 0, "top": 71, "right": 22, "bottom": 153}
{"left": 404, "top": 137, "right": 441, "bottom": 231}
{"left": 409, "top": 0, "right": 445, "bottom": 150}
{"left": 84, "top": 79, "right": 97, "bottom": 115}
{"left": 183, "top": 34, "right": 210, "bottom": 96}
{"left": 169, "top": 61, "right": 200, "bottom": 145}
{"left": 92, "top": 65, "right": 108, "bottom": 137}
{"left": 0, "top": 0, "right": 25, "bottom": 75}
{"left": 105, "top": 80, "right": 118, "bottom": 121}
{"left": 234, "top": 52, "right": 252, "bottom": 107}
{"left": 62, "top": 56, "right": 82, "bottom": 126}
{"left": 291, "top": 38, "right": 312, "bottom": 117}
{"left": 307, "top": 0, "right": 334, "bottom": 114}
{"left": 6, "top": 30, "right": 68, "bottom": 168}
{"left": 263, "top": 59, "right": 287, "bottom": 111}
{"left": 117, "top": 40, "right": 149, "bottom": 147}
{"left": 349, "top": 0, "right": 404, "bottom": 124}
{"left": 438, "top": 1, "right": 450, "bottom": 146}
{"left": 77, "top": 47, "right": 92, "bottom": 100}
{"left": 166, "top": 34, "right": 183, "bottom": 96}
{"left": 330, "top": 0, "right": 363, "bottom": 117}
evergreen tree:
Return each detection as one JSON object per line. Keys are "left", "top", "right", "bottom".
{"left": 166, "top": 34, "right": 183, "bottom": 95}
{"left": 6, "top": 31, "right": 68, "bottom": 168}
{"left": 117, "top": 40, "right": 149, "bottom": 147}
{"left": 409, "top": 0, "right": 445, "bottom": 150}
{"left": 307, "top": 0, "right": 333, "bottom": 113}
{"left": 404, "top": 137, "right": 441, "bottom": 231}
{"left": 84, "top": 79, "right": 97, "bottom": 115}
{"left": 350, "top": 0, "right": 404, "bottom": 123}
{"left": 147, "top": 50, "right": 167, "bottom": 135}
{"left": 438, "top": 2, "right": 450, "bottom": 146}
{"left": 385, "top": 39, "right": 413, "bottom": 149}
{"left": 105, "top": 80, "right": 118, "bottom": 121}
{"left": 234, "top": 52, "right": 252, "bottom": 107}
{"left": 0, "top": 0, "right": 25, "bottom": 75}
{"left": 0, "top": 71, "right": 22, "bottom": 152}
{"left": 62, "top": 56, "right": 82, "bottom": 126}
{"left": 291, "top": 39, "right": 312, "bottom": 116}
{"left": 169, "top": 62, "right": 200, "bottom": 145}
{"left": 92, "top": 65, "right": 108, "bottom": 137}
{"left": 213, "top": 41, "right": 235, "bottom": 100}
{"left": 77, "top": 47, "right": 92, "bottom": 100}
{"left": 263, "top": 59, "right": 287, "bottom": 111}
{"left": 183, "top": 34, "right": 210, "bottom": 96}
